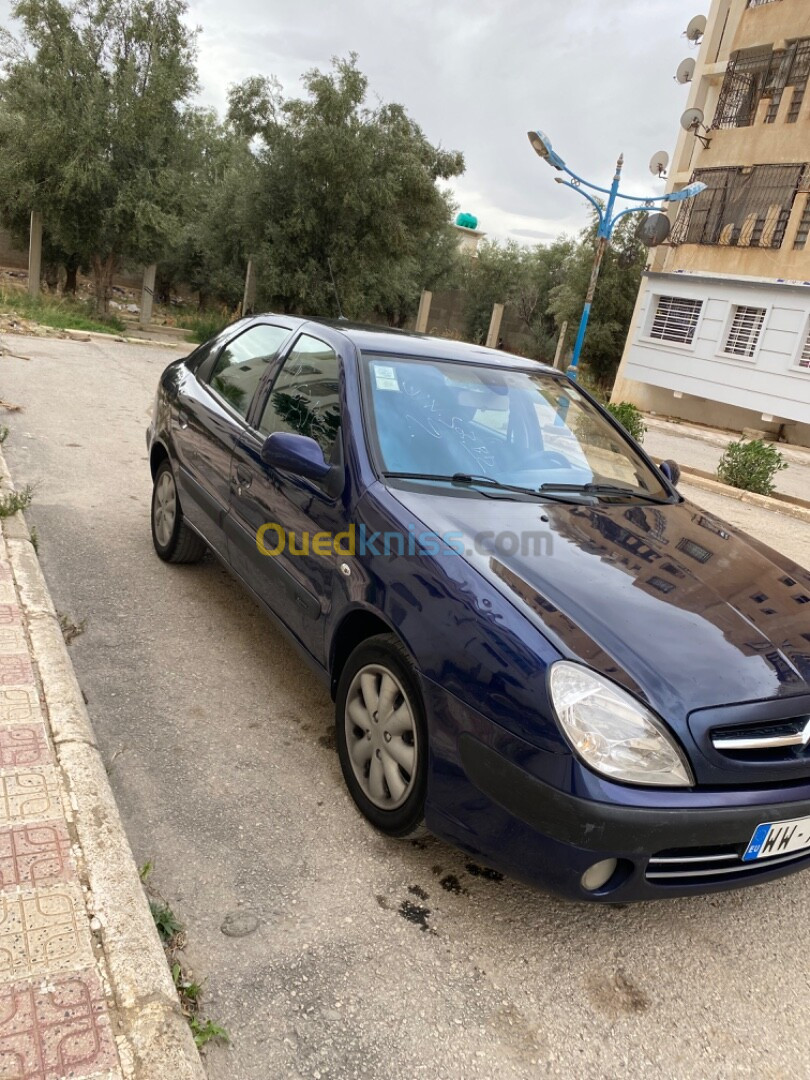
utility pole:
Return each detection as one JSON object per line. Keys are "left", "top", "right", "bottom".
{"left": 553, "top": 320, "right": 568, "bottom": 370}
{"left": 242, "top": 259, "right": 256, "bottom": 318}
{"left": 485, "top": 303, "right": 505, "bottom": 349}
{"left": 415, "top": 290, "right": 432, "bottom": 333}
{"left": 140, "top": 264, "right": 157, "bottom": 326}
{"left": 28, "top": 211, "right": 43, "bottom": 299}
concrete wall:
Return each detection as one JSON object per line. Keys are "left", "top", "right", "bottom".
{"left": 0, "top": 229, "right": 28, "bottom": 271}
{"left": 403, "top": 289, "right": 543, "bottom": 358}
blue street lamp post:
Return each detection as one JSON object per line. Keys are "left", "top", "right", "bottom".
{"left": 527, "top": 131, "right": 706, "bottom": 380}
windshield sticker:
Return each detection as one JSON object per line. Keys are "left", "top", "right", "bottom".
{"left": 374, "top": 365, "right": 400, "bottom": 391}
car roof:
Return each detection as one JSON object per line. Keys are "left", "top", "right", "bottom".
{"left": 248, "top": 313, "right": 559, "bottom": 374}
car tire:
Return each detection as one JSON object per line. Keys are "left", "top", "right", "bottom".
{"left": 335, "top": 634, "right": 427, "bottom": 838}
{"left": 151, "top": 459, "right": 207, "bottom": 564}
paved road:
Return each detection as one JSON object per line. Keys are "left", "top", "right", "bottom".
{"left": 3, "top": 334, "right": 810, "bottom": 1080}
{"left": 644, "top": 420, "right": 810, "bottom": 502}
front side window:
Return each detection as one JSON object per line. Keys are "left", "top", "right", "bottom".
{"left": 362, "top": 354, "right": 669, "bottom": 500}
{"left": 208, "top": 324, "right": 291, "bottom": 418}
{"left": 259, "top": 335, "right": 341, "bottom": 458}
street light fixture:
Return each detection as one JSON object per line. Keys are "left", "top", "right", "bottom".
{"left": 527, "top": 130, "right": 706, "bottom": 380}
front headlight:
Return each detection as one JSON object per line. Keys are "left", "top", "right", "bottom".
{"left": 549, "top": 661, "right": 694, "bottom": 788}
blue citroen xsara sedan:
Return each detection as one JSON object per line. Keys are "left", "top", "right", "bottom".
{"left": 147, "top": 316, "right": 810, "bottom": 902}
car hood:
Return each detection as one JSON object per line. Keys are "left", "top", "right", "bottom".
{"left": 390, "top": 488, "right": 810, "bottom": 719}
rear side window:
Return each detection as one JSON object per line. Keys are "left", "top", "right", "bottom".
{"left": 259, "top": 335, "right": 341, "bottom": 458}
{"left": 207, "top": 324, "right": 290, "bottom": 418}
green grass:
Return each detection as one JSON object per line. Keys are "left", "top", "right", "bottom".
{"left": 149, "top": 899, "right": 184, "bottom": 943}
{"left": 189, "top": 1016, "right": 229, "bottom": 1049}
{"left": 0, "top": 288, "right": 126, "bottom": 335}
{"left": 0, "top": 486, "right": 33, "bottom": 518}
{"left": 175, "top": 310, "right": 234, "bottom": 344}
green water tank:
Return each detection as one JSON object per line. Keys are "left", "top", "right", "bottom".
{"left": 455, "top": 212, "right": 479, "bottom": 230}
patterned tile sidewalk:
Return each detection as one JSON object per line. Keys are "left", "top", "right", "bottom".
{"left": 0, "top": 554, "right": 123, "bottom": 1079}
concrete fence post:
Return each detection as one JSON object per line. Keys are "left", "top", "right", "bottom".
{"left": 415, "top": 290, "right": 432, "bottom": 334}
{"left": 242, "top": 259, "right": 256, "bottom": 317}
{"left": 485, "top": 303, "right": 504, "bottom": 349}
{"left": 553, "top": 320, "right": 568, "bottom": 370}
{"left": 28, "top": 211, "right": 43, "bottom": 299}
{"left": 140, "top": 263, "right": 157, "bottom": 326}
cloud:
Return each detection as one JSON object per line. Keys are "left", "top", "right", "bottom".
{"left": 0, "top": 0, "right": 694, "bottom": 243}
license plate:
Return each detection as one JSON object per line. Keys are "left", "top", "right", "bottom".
{"left": 743, "top": 814, "right": 810, "bottom": 862}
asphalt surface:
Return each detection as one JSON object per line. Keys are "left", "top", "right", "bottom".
{"left": 644, "top": 421, "right": 810, "bottom": 503}
{"left": 3, "top": 333, "right": 810, "bottom": 1080}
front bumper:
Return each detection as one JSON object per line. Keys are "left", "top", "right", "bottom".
{"left": 459, "top": 734, "right": 810, "bottom": 854}
{"left": 446, "top": 734, "right": 810, "bottom": 901}
{"left": 420, "top": 663, "right": 810, "bottom": 902}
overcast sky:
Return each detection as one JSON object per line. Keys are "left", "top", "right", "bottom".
{"left": 1, "top": 0, "right": 701, "bottom": 244}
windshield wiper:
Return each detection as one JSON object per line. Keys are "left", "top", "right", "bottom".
{"left": 382, "top": 471, "right": 579, "bottom": 502}
{"left": 539, "top": 482, "right": 671, "bottom": 504}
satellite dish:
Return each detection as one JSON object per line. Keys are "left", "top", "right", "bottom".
{"left": 637, "top": 213, "right": 672, "bottom": 248}
{"left": 685, "top": 14, "right": 707, "bottom": 42}
{"left": 680, "top": 106, "right": 705, "bottom": 132}
{"left": 676, "top": 58, "right": 696, "bottom": 84}
{"left": 649, "top": 150, "right": 670, "bottom": 177}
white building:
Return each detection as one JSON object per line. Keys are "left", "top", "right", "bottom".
{"left": 613, "top": 0, "right": 810, "bottom": 445}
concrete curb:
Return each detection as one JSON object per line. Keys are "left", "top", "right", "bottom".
{"left": 680, "top": 467, "right": 810, "bottom": 524}
{"left": 1, "top": 326, "right": 186, "bottom": 350}
{"left": 63, "top": 328, "right": 188, "bottom": 349}
{"left": 0, "top": 454, "right": 206, "bottom": 1080}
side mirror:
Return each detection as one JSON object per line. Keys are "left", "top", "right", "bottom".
{"left": 260, "top": 432, "right": 331, "bottom": 480}
{"left": 659, "top": 459, "right": 680, "bottom": 487}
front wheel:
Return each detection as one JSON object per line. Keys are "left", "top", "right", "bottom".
{"left": 151, "top": 459, "right": 207, "bottom": 564}
{"left": 335, "top": 634, "right": 427, "bottom": 838}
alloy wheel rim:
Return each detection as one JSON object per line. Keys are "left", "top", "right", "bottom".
{"left": 345, "top": 664, "right": 418, "bottom": 810}
{"left": 154, "top": 471, "right": 177, "bottom": 548}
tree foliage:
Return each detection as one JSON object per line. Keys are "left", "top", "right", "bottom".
{"left": 155, "top": 108, "right": 256, "bottom": 309}
{"left": 227, "top": 56, "right": 465, "bottom": 324}
{"left": 0, "top": 0, "right": 199, "bottom": 310}
{"left": 465, "top": 212, "right": 647, "bottom": 383}
{"left": 463, "top": 237, "right": 574, "bottom": 358}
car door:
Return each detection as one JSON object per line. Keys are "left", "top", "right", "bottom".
{"left": 226, "top": 332, "right": 347, "bottom": 656}
{"left": 172, "top": 321, "right": 293, "bottom": 556}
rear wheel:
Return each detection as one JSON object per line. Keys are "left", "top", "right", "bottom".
{"left": 335, "top": 634, "right": 427, "bottom": 838}
{"left": 151, "top": 459, "right": 207, "bottom": 564}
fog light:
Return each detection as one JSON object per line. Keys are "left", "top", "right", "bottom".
{"left": 581, "top": 859, "right": 618, "bottom": 892}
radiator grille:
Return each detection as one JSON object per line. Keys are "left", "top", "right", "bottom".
{"left": 646, "top": 845, "right": 810, "bottom": 884}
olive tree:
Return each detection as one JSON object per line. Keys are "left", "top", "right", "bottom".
{"left": 0, "top": 0, "right": 199, "bottom": 311}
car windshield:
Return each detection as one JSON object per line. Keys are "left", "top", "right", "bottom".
{"left": 362, "top": 354, "right": 670, "bottom": 500}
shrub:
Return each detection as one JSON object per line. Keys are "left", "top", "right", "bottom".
{"left": 606, "top": 401, "right": 646, "bottom": 444}
{"left": 717, "top": 439, "right": 787, "bottom": 495}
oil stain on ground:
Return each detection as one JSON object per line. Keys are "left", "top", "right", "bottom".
{"left": 586, "top": 968, "right": 650, "bottom": 1018}
{"left": 399, "top": 899, "right": 436, "bottom": 934}
{"left": 465, "top": 862, "right": 504, "bottom": 882}
{"left": 439, "top": 874, "right": 468, "bottom": 895}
